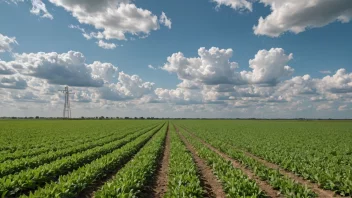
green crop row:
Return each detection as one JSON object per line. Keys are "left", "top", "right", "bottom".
{"left": 21, "top": 122, "right": 166, "bottom": 198}
{"left": 0, "top": 123, "right": 164, "bottom": 197}
{"left": 164, "top": 125, "right": 203, "bottom": 197}
{"left": 243, "top": 140, "right": 352, "bottom": 196}
{"left": 0, "top": 120, "right": 159, "bottom": 153}
{"left": 181, "top": 126, "right": 316, "bottom": 197}
{"left": 94, "top": 123, "right": 168, "bottom": 197}
{"left": 0, "top": 122, "right": 158, "bottom": 162}
{"left": 177, "top": 126, "right": 264, "bottom": 197}
{"left": 0, "top": 133, "right": 112, "bottom": 162}
{"left": 0, "top": 124, "right": 160, "bottom": 177}
{"left": 179, "top": 120, "right": 352, "bottom": 196}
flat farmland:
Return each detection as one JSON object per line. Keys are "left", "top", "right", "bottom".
{"left": 0, "top": 120, "right": 351, "bottom": 197}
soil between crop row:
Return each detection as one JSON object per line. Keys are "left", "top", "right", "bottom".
{"left": 181, "top": 126, "right": 340, "bottom": 198}
{"left": 174, "top": 125, "right": 226, "bottom": 198}
{"left": 78, "top": 124, "right": 166, "bottom": 198}
{"left": 179, "top": 126, "right": 281, "bottom": 198}
{"left": 148, "top": 123, "right": 171, "bottom": 198}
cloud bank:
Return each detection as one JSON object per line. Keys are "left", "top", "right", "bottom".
{"left": 209, "top": 0, "right": 352, "bottom": 37}
{"left": 0, "top": 31, "right": 351, "bottom": 117}
{"left": 9, "top": 0, "right": 171, "bottom": 49}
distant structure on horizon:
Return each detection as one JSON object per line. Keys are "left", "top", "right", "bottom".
{"left": 59, "top": 86, "right": 73, "bottom": 118}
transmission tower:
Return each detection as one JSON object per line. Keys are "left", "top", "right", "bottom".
{"left": 59, "top": 86, "right": 73, "bottom": 118}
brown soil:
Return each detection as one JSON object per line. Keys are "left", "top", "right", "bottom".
{"left": 175, "top": 125, "right": 226, "bottom": 198}
{"left": 181, "top": 126, "right": 281, "bottom": 198}
{"left": 182, "top": 126, "right": 341, "bottom": 198}
{"left": 149, "top": 124, "right": 171, "bottom": 198}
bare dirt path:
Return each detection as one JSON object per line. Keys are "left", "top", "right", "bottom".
{"left": 180, "top": 126, "right": 281, "bottom": 198}
{"left": 175, "top": 125, "right": 226, "bottom": 198}
{"left": 181, "top": 126, "right": 340, "bottom": 198}
{"left": 149, "top": 123, "right": 171, "bottom": 198}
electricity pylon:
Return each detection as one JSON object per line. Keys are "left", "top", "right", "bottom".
{"left": 59, "top": 86, "right": 73, "bottom": 118}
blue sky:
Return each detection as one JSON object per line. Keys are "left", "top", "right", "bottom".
{"left": 0, "top": 0, "right": 352, "bottom": 118}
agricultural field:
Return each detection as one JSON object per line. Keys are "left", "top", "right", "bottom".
{"left": 0, "top": 120, "right": 351, "bottom": 197}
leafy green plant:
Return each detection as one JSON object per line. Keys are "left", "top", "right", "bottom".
{"left": 164, "top": 125, "right": 203, "bottom": 197}
{"left": 0, "top": 124, "right": 160, "bottom": 177}
{"left": 21, "top": 123, "right": 166, "bottom": 198}
{"left": 175, "top": 120, "right": 352, "bottom": 196}
{"left": 0, "top": 123, "right": 165, "bottom": 197}
{"left": 95, "top": 123, "right": 167, "bottom": 197}
{"left": 178, "top": 127, "right": 264, "bottom": 197}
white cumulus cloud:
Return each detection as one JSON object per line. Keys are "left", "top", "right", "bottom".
{"left": 30, "top": 0, "right": 53, "bottom": 19}
{"left": 320, "top": 68, "right": 352, "bottom": 93}
{"left": 88, "top": 61, "right": 119, "bottom": 83}
{"left": 0, "top": 75, "right": 27, "bottom": 89}
{"left": 155, "top": 88, "right": 202, "bottom": 105}
{"left": 0, "top": 61, "right": 16, "bottom": 75}
{"left": 148, "top": 65, "right": 157, "bottom": 70}
{"left": 49, "top": 0, "right": 166, "bottom": 41}
{"left": 0, "top": 49, "right": 158, "bottom": 108}
{"left": 211, "top": 0, "right": 252, "bottom": 11}
{"left": 5, "top": 51, "right": 107, "bottom": 87}
{"left": 241, "top": 48, "right": 294, "bottom": 85}
{"left": 96, "top": 40, "right": 117, "bottom": 49}
{"left": 100, "top": 72, "right": 155, "bottom": 101}
{"left": 162, "top": 47, "right": 242, "bottom": 85}
{"left": 7, "top": 0, "right": 53, "bottom": 19}
{"left": 159, "top": 12, "right": 172, "bottom": 29}
{"left": 0, "top": 33, "right": 18, "bottom": 53}
{"left": 254, "top": 0, "right": 352, "bottom": 37}
{"left": 163, "top": 47, "right": 294, "bottom": 86}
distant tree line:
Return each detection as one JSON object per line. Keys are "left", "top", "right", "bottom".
{"left": 0, "top": 116, "right": 350, "bottom": 120}
{"left": 0, "top": 116, "right": 163, "bottom": 120}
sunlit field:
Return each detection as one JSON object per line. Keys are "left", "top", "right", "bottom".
{"left": 0, "top": 120, "right": 351, "bottom": 197}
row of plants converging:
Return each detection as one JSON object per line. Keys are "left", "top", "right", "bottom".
{"left": 22, "top": 123, "right": 167, "bottom": 198}
{"left": 164, "top": 125, "right": 203, "bottom": 197}
{"left": 176, "top": 126, "right": 265, "bottom": 197}
{"left": 0, "top": 122, "right": 158, "bottom": 162}
{"left": 94, "top": 122, "right": 168, "bottom": 197}
{"left": 0, "top": 120, "right": 159, "bottom": 153}
{"left": 0, "top": 123, "right": 165, "bottom": 197}
{"left": 2, "top": 119, "right": 349, "bottom": 197}
{"left": 216, "top": 133, "right": 352, "bottom": 196}
{"left": 181, "top": 120, "right": 351, "bottom": 196}
{"left": 0, "top": 124, "right": 160, "bottom": 177}
{"left": 0, "top": 131, "right": 112, "bottom": 163}
{"left": 181, "top": 126, "right": 317, "bottom": 198}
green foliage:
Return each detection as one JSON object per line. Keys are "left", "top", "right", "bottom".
{"left": 0, "top": 120, "right": 159, "bottom": 161}
{"left": 183, "top": 127, "right": 315, "bottom": 197}
{"left": 0, "top": 124, "right": 159, "bottom": 177}
{"left": 0, "top": 122, "right": 164, "bottom": 197}
{"left": 175, "top": 120, "right": 352, "bottom": 197}
{"left": 21, "top": 123, "right": 166, "bottom": 198}
{"left": 1, "top": 119, "right": 350, "bottom": 197}
{"left": 178, "top": 127, "right": 264, "bottom": 197}
{"left": 95, "top": 123, "right": 168, "bottom": 197}
{"left": 164, "top": 125, "right": 203, "bottom": 197}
